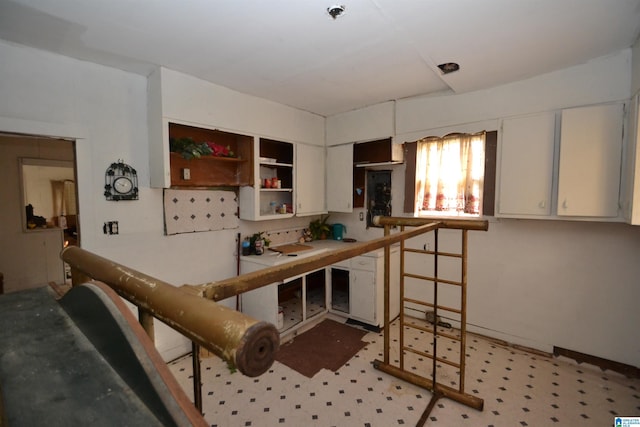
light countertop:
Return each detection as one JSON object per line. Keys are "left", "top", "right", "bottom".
{"left": 240, "top": 239, "right": 391, "bottom": 267}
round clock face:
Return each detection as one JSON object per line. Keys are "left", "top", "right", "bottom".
{"left": 113, "top": 176, "right": 133, "bottom": 194}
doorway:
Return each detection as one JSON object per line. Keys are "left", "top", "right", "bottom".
{"left": 0, "top": 133, "right": 78, "bottom": 294}
{"left": 366, "top": 170, "right": 392, "bottom": 228}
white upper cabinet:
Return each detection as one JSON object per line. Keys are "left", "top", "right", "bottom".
{"left": 496, "top": 103, "right": 625, "bottom": 221}
{"left": 296, "top": 143, "right": 326, "bottom": 216}
{"left": 147, "top": 67, "right": 324, "bottom": 189}
{"left": 621, "top": 93, "right": 640, "bottom": 225}
{"left": 239, "top": 138, "right": 295, "bottom": 221}
{"left": 557, "top": 104, "right": 624, "bottom": 217}
{"left": 326, "top": 144, "right": 353, "bottom": 213}
{"left": 326, "top": 101, "right": 395, "bottom": 146}
{"left": 497, "top": 112, "right": 556, "bottom": 216}
{"left": 630, "top": 96, "right": 640, "bottom": 225}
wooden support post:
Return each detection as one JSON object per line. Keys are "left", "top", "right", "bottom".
{"left": 138, "top": 308, "right": 155, "bottom": 342}
{"left": 192, "top": 342, "right": 203, "bottom": 413}
{"left": 383, "top": 224, "right": 391, "bottom": 365}
{"left": 373, "top": 360, "right": 484, "bottom": 411}
{"left": 70, "top": 267, "right": 92, "bottom": 288}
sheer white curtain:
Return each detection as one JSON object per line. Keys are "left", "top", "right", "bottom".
{"left": 63, "top": 180, "right": 76, "bottom": 215}
{"left": 415, "top": 132, "right": 485, "bottom": 215}
{"left": 51, "top": 180, "right": 65, "bottom": 217}
{"left": 51, "top": 179, "right": 76, "bottom": 226}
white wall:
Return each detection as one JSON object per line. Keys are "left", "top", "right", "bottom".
{"left": 0, "top": 40, "right": 329, "bottom": 361}
{"left": 3, "top": 38, "right": 639, "bottom": 367}
{"left": 632, "top": 35, "right": 640, "bottom": 96}
{"left": 396, "top": 50, "right": 631, "bottom": 137}
{"left": 0, "top": 41, "right": 241, "bottom": 360}
{"left": 327, "top": 49, "right": 640, "bottom": 367}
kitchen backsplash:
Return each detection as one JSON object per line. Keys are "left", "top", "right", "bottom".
{"left": 163, "top": 188, "right": 239, "bottom": 235}
{"left": 263, "top": 227, "right": 307, "bottom": 246}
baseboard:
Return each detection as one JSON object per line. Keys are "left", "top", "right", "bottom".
{"left": 553, "top": 346, "right": 640, "bottom": 379}
{"left": 346, "top": 318, "right": 381, "bottom": 333}
{"left": 404, "top": 307, "right": 639, "bottom": 379}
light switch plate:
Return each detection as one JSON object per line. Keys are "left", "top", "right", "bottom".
{"left": 103, "top": 221, "right": 119, "bottom": 235}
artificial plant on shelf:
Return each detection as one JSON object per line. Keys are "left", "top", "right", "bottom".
{"left": 308, "top": 215, "right": 330, "bottom": 240}
{"left": 169, "top": 137, "right": 236, "bottom": 160}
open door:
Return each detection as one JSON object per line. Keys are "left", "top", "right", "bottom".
{"left": 0, "top": 134, "right": 77, "bottom": 293}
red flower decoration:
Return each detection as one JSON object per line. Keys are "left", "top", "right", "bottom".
{"left": 205, "top": 142, "right": 234, "bottom": 157}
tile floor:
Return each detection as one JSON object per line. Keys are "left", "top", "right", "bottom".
{"left": 168, "top": 317, "right": 640, "bottom": 427}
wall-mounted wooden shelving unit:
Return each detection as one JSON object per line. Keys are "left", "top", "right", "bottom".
{"left": 168, "top": 123, "right": 253, "bottom": 188}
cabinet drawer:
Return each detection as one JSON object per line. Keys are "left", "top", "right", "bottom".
{"left": 332, "top": 260, "right": 350, "bottom": 269}
{"left": 351, "top": 256, "right": 375, "bottom": 271}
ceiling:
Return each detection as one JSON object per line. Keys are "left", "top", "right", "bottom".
{"left": 1, "top": 0, "right": 640, "bottom": 117}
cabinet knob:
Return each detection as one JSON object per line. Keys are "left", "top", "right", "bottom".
{"left": 538, "top": 201, "right": 546, "bottom": 208}
{"left": 562, "top": 199, "right": 568, "bottom": 209}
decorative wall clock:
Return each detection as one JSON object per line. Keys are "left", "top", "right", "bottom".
{"left": 104, "top": 161, "right": 139, "bottom": 201}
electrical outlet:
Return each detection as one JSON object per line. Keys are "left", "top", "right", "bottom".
{"left": 182, "top": 168, "right": 191, "bottom": 180}
{"left": 359, "top": 212, "right": 364, "bottom": 221}
{"left": 103, "top": 221, "right": 119, "bottom": 235}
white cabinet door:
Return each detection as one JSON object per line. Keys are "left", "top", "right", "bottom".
{"left": 631, "top": 97, "right": 640, "bottom": 225}
{"left": 349, "top": 268, "right": 375, "bottom": 324}
{"left": 326, "top": 144, "right": 353, "bottom": 212}
{"left": 240, "top": 260, "right": 279, "bottom": 325}
{"left": 558, "top": 104, "right": 624, "bottom": 217}
{"left": 296, "top": 143, "right": 326, "bottom": 216}
{"left": 497, "top": 112, "right": 555, "bottom": 216}
{"left": 622, "top": 94, "right": 640, "bottom": 225}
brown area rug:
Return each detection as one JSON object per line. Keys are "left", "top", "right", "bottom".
{"left": 275, "top": 319, "right": 368, "bottom": 378}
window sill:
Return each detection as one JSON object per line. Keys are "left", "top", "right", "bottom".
{"left": 417, "top": 211, "right": 481, "bottom": 220}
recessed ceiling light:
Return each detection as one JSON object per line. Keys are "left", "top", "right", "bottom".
{"left": 327, "top": 5, "right": 346, "bottom": 19}
{"left": 437, "top": 62, "right": 460, "bottom": 74}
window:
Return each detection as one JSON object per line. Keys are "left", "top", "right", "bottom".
{"left": 20, "top": 158, "right": 76, "bottom": 230}
{"left": 404, "top": 131, "right": 496, "bottom": 217}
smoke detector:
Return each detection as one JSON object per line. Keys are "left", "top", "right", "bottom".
{"left": 327, "top": 5, "right": 346, "bottom": 19}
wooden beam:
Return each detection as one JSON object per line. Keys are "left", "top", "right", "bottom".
{"left": 198, "top": 221, "right": 440, "bottom": 301}
{"left": 61, "top": 246, "right": 279, "bottom": 377}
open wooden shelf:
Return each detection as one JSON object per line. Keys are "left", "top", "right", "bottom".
{"left": 168, "top": 123, "right": 253, "bottom": 187}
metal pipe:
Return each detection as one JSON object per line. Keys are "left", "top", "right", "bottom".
{"left": 432, "top": 228, "right": 439, "bottom": 388}
{"left": 373, "top": 216, "right": 488, "bottom": 231}
{"left": 199, "top": 220, "right": 440, "bottom": 301}
{"left": 373, "top": 216, "right": 488, "bottom": 415}
{"left": 61, "top": 246, "right": 279, "bottom": 378}
{"left": 192, "top": 342, "right": 203, "bottom": 413}
{"left": 459, "top": 229, "right": 468, "bottom": 393}
{"left": 193, "top": 218, "right": 485, "bottom": 302}
{"left": 398, "top": 225, "right": 406, "bottom": 369}
{"left": 373, "top": 361, "right": 484, "bottom": 411}
{"left": 383, "top": 224, "right": 391, "bottom": 365}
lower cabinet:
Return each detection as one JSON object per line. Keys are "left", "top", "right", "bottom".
{"left": 330, "top": 248, "right": 400, "bottom": 328}
{"left": 240, "top": 263, "right": 327, "bottom": 334}
{"left": 240, "top": 247, "right": 399, "bottom": 335}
